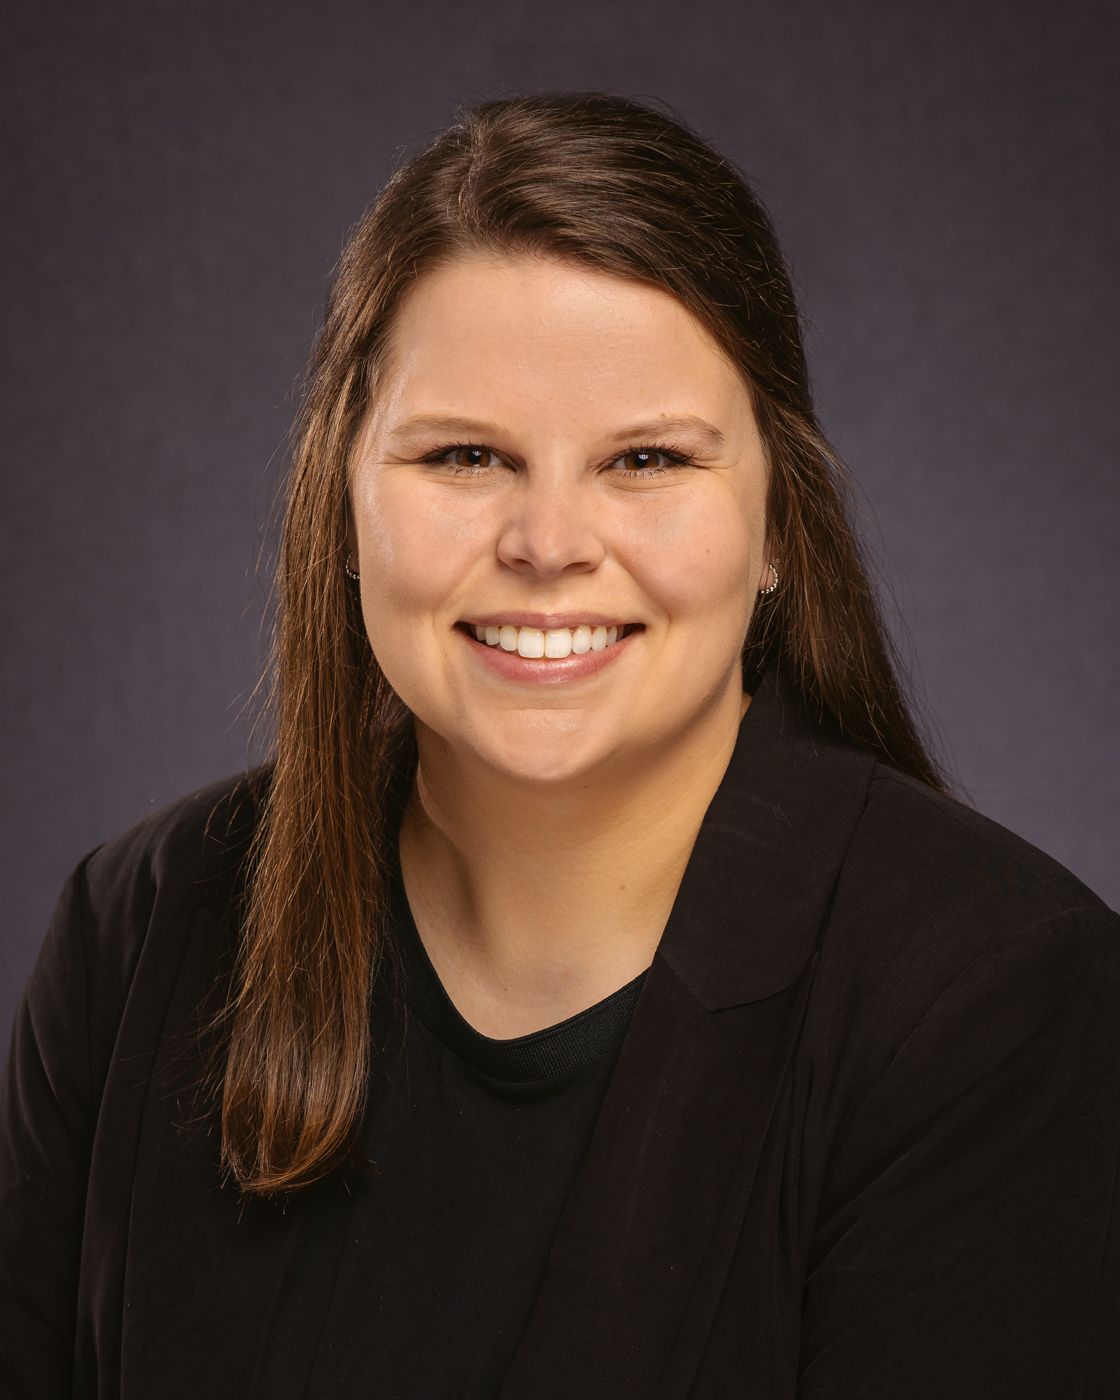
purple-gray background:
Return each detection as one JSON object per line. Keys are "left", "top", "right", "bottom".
{"left": 3, "top": 0, "right": 1117, "bottom": 1040}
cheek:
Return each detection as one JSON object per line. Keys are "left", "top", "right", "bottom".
{"left": 353, "top": 476, "right": 474, "bottom": 620}
{"left": 621, "top": 492, "right": 757, "bottom": 617}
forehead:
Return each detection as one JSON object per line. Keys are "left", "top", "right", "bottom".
{"left": 370, "top": 253, "right": 751, "bottom": 433}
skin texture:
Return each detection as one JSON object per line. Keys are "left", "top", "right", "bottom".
{"left": 348, "top": 254, "right": 772, "bottom": 1035}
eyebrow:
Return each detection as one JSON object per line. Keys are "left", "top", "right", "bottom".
{"left": 387, "top": 413, "right": 727, "bottom": 452}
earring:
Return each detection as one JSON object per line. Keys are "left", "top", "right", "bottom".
{"left": 344, "top": 551, "right": 360, "bottom": 582}
{"left": 758, "top": 562, "right": 778, "bottom": 595}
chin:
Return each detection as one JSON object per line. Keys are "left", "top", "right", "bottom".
{"left": 469, "top": 713, "right": 624, "bottom": 786}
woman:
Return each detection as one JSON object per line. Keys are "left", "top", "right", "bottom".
{"left": 2, "top": 91, "right": 1117, "bottom": 1398}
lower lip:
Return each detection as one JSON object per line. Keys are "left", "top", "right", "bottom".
{"left": 455, "top": 624, "right": 643, "bottom": 684}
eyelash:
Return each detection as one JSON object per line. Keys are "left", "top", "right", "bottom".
{"left": 417, "top": 440, "right": 697, "bottom": 478}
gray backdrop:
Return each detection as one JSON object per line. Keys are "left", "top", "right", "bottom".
{"left": 3, "top": 0, "right": 1117, "bottom": 1041}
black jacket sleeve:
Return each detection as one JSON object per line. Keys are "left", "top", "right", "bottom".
{"left": 0, "top": 854, "right": 102, "bottom": 1398}
{"left": 798, "top": 904, "right": 1120, "bottom": 1398}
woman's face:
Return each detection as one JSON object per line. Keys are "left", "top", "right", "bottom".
{"left": 348, "top": 253, "right": 772, "bottom": 785}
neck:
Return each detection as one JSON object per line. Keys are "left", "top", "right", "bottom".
{"left": 397, "top": 684, "right": 752, "bottom": 1026}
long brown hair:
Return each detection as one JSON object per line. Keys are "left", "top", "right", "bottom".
{"left": 212, "top": 91, "right": 953, "bottom": 1196}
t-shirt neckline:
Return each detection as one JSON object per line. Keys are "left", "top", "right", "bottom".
{"left": 387, "top": 847, "right": 648, "bottom": 1085}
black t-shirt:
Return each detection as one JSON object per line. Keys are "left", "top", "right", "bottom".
{"left": 263, "top": 836, "right": 648, "bottom": 1397}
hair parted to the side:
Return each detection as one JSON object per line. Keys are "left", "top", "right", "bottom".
{"left": 209, "top": 90, "right": 953, "bottom": 1196}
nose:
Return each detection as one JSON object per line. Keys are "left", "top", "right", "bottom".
{"left": 494, "top": 472, "right": 607, "bottom": 578}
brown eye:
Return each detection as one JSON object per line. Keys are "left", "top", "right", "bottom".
{"left": 449, "top": 445, "right": 494, "bottom": 471}
{"left": 613, "top": 446, "right": 692, "bottom": 476}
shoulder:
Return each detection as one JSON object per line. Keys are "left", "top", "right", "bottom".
{"left": 73, "top": 764, "right": 272, "bottom": 1048}
{"left": 82, "top": 761, "right": 273, "bottom": 923}
{"left": 814, "top": 760, "right": 1119, "bottom": 1085}
{"left": 838, "top": 760, "right": 1112, "bottom": 928}
{"left": 12, "top": 765, "right": 273, "bottom": 1121}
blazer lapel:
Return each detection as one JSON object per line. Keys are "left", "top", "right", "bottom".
{"left": 497, "top": 666, "right": 877, "bottom": 1398}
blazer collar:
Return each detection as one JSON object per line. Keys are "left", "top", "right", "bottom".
{"left": 657, "top": 662, "right": 879, "bottom": 1011}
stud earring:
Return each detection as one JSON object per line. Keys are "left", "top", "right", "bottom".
{"left": 758, "top": 562, "right": 779, "bottom": 595}
{"left": 344, "top": 551, "right": 360, "bottom": 582}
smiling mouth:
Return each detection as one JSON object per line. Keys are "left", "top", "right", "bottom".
{"left": 455, "top": 620, "right": 644, "bottom": 658}
{"left": 456, "top": 621, "right": 643, "bottom": 635}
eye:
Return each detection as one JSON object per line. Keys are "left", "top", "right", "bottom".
{"left": 419, "top": 443, "right": 501, "bottom": 475}
{"left": 612, "top": 444, "right": 695, "bottom": 477}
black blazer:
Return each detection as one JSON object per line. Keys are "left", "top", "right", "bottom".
{"left": 2, "top": 666, "right": 1118, "bottom": 1398}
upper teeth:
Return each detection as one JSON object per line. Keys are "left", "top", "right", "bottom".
{"left": 471, "top": 623, "right": 626, "bottom": 658}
